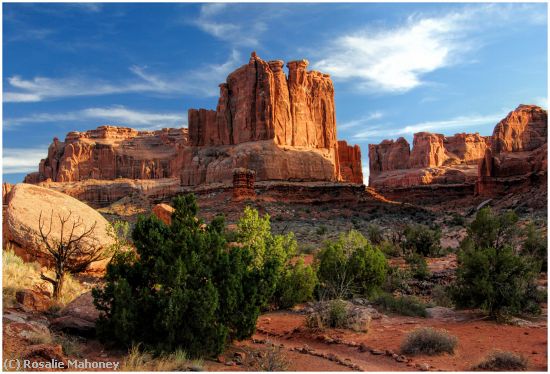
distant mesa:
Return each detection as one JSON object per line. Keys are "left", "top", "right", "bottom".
{"left": 24, "top": 52, "right": 363, "bottom": 204}
{"left": 368, "top": 104, "right": 547, "bottom": 204}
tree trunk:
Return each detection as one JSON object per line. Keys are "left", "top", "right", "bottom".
{"left": 53, "top": 270, "right": 65, "bottom": 300}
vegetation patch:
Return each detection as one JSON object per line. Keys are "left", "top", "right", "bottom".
{"left": 373, "top": 293, "right": 428, "bottom": 317}
{"left": 473, "top": 350, "right": 527, "bottom": 371}
{"left": 400, "top": 327, "right": 457, "bottom": 356}
{"left": 305, "top": 299, "right": 372, "bottom": 332}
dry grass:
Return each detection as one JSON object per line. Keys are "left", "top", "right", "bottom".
{"left": 400, "top": 327, "right": 457, "bottom": 356}
{"left": 2, "top": 247, "right": 89, "bottom": 307}
{"left": 473, "top": 350, "right": 527, "bottom": 371}
{"left": 121, "top": 345, "right": 203, "bottom": 371}
{"left": 250, "top": 342, "right": 290, "bottom": 371}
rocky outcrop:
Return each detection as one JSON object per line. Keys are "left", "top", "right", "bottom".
{"left": 368, "top": 132, "right": 490, "bottom": 191}
{"left": 152, "top": 203, "right": 175, "bottom": 225}
{"left": 232, "top": 168, "right": 256, "bottom": 200}
{"left": 338, "top": 141, "right": 363, "bottom": 184}
{"left": 3, "top": 183, "right": 114, "bottom": 270}
{"left": 25, "top": 126, "right": 187, "bottom": 183}
{"left": 477, "top": 105, "right": 547, "bottom": 196}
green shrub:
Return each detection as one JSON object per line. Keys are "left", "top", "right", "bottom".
{"left": 449, "top": 213, "right": 465, "bottom": 227}
{"left": 366, "top": 224, "right": 385, "bottom": 245}
{"left": 383, "top": 266, "right": 412, "bottom": 294}
{"left": 402, "top": 224, "right": 442, "bottom": 257}
{"left": 400, "top": 327, "right": 457, "bottom": 355}
{"left": 316, "top": 230, "right": 388, "bottom": 299}
{"left": 431, "top": 285, "right": 454, "bottom": 308}
{"left": 405, "top": 253, "right": 430, "bottom": 280}
{"left": 274, "top": 257, "right": 317, "bottom": 309}
{"left": 316, "top": 225, "right": 328, "bottom": 236}
{"left": 373, "top": 293, "right": 428, "bottom": 317}
{"left": 522, "top": 223, "right": 547, "bottom": 272}
{"left": 328, "top": 299, "right": 348, "bottom": 328}
{"left": 473, "top": 350, "right": 527, "bottom": 371}
{"left": 305, "top": 300, "right": 371, "bottom": 332}
{"left": 379, "top": 240, "right": 401, "bottom": 258}
{"left": 450, "top": 209, "right": 540, "bottom": 320}
{"left": 94, "top": 195, "right": 287, "bottom": 357}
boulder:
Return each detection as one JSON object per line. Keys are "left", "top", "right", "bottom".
{"left": 4, "top": 183, "right": 114, "bottom": 271}
{"left": 50, "top": 291, "right": 99, "bottom": 336}
{"left": 16, "top": 289, "right": 51, "bottom": 312}
{"left": 152, "top": 203, "right": 175, "bottom": 225}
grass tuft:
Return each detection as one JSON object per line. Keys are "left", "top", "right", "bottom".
{"left": 473, "top": 350, "right": 527, "bottom": 371}
{"left": 400, "top": 327, "right": 457, "bottom": 356}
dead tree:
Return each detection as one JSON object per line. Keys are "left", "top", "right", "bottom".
{"left": 38, "top": 210, "right": 108, "bottom": 300}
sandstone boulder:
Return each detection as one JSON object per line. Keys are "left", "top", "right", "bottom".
{"left": 4, "top": 183, "right": 114, "bottom": 270}
{"left": 152, "top": 203, "right": 175, "bottom": 225}
{"left": 16, "top": 289, "right": 51, "bottom": 313}
{"left": 50, "top": 291, "right": 99, "bottom": 336}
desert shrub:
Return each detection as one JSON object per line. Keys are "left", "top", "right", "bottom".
{"left": 251, "top": 341, "right": 289, "bottom": 371}
{"left": 28, "top": 330, "right": 53, "bottom": 345}
{"left": 449, "top": 213, "right": 465, "bottom": 227}
{"left": 373, "top": 293, "right": 427, "bottom": 317}
{"left": 122, "top": 345, "right": 202, "bottom": 371}
{"left": 400, "top": 327, "right": 457, "bottom": 355}
{"left": 366, "top": 224, "right": 384, "bottom": 245}
{"left": 54, "top": 333, "right": 83, "bottom": 357}
{"left": 405, "top": 253, "right": 430, "bottom": 280}
{"left": 522, "top": 223, "right": 547, "bottom": 272}
{"left": 316, "top": 225, "right": 328, "bottom": 236}
{"left": 94, "top": 195, "right": 286, "bottom": 357}
{"left": 316, "top": 230, "right": 388, "bottom": 299}
{"left": 305, "top": 299, "right": 371, "bottom": 332}
{"left": 431, "top": 285, "right": 454, "bottom": 308}
{"left": 473, "top": 350, "right": 527, "bottom": 371}
{"left": 2, "top": 247, "right": 88, "bottom": 307}
{"left": 379, "top": 240, "right": 401, "bottom": 258}
{"left": 402, "top": 224, "right": 442, "bottom": 257}
{"left": 273, "top": 257, "right": 317, "bottom": 309}
{"left": 461, "top": 207, "right": 519, "bottom": 251}
{"left": 383, "top": 266, "right": 412, "bottom": 294}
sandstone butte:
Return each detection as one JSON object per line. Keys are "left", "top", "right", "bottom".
{"left": 24, "top": 52, "right": 363, "bottom": 196}
{"left": 368, "top": 104, "right": 547, "bottom": 202}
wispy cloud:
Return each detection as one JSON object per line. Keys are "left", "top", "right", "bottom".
{"left": 5, "top": 106, "right": 186, "bottom": 130}
{"left": 190, "top": 3, "right": 267, "bottom": 47}
{"left": 313, "top": 4, "right": 545, "bottom": 94}
{"left": 3, "top": 147, "right": 48, "bottom": 174}
{"left": 353, "top": 112, "right": 505, "bottom": 140}
{"left": 4, "top": 50, "right": 241, "bottom": 102}
{"left": 339, "top": 111, "right": 383, "bottom": 130}
{"left": 534, "top": 97, "right": 548, "bottom": 109}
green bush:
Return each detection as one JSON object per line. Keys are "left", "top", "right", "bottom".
{"left": 402, "top": 224, "right": 442, "bottom": 257}
{"left": 366, "top": 224, "right": 384, "bottom": 245}
{"left": 379, "top": 240, "right": 401, "bottom": 258}
{"left": 450, "top": 208, "right": 540, "bottom": 321}
{"left": 94, "top": 195, "right": 287, "bottom": 357}
{"left": 431, "top": 285, "right": 454, "bottom": 308}
{"left": 316, "top": 225, "right": 328, "bottom": 236}
{"left": 316, "top": 230, "right": 388, "bottom": 299}
{"left": 273, "top": 257, "right": 317, "bottom": 309}
{"left": 400, "top": 327, "right": 457, "bottom": 356}
{"left": 373, "top": 293, "right": 428, "bottom": 317}
{"left": 383, "top": 266, "right": 412, "bottom": 294}
{"left": 405, "top": 253, "right": 430, "bottom": 280}
{"left": 328, "top": 299, "right": 348, "bottom": 328}
{"left": 473, "top": 350, "right": 527, "bottom": 371}
{"left": 523, "top": 223, "right": 547, "bottom": 272}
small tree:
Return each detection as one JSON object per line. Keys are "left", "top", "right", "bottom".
{"left": 38, "top": 210, "right": 109, "bottom": 300}
{"left": 402, "top": 224, "right": 442, "bottom": 257}
{"left": 316, "top": 230, "right": 387, "bottom": 300}
{"left": 450, "top": 208, "right": 540, "bottom": 320}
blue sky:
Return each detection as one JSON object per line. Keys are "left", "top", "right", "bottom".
{"left": 3, "top": 2, "right": 548, "bottom": 184}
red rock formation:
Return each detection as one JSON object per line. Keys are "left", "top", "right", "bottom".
{"left": 338, "top": 141, "right": 363, "bottom": 184}
{"left": 477, "top": 105, "right": 547, "bottom": 196}
{"left": 232, "top": 168, "right": 256, "bottom": 200}
{"left": 368, "top": 137, "right": 411, "bottom": 185}
{"left": 152, "top": 203, "right": 175, "bottom": 225}
{"left": 24, "top": 52, "right": 363, "bottom": 198}
{"left": 25, "top": 126, "right": 187, "bottom": 183}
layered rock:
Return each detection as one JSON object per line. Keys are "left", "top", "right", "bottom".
{"left": 22, "top": 53, "right": 364, "bottom": 208}
{"left": 338, "top": 141, "right": 363, "bottom": 184}
{"left": 232, "top": 168, "right": 256, "bottom": 200}
{"left": 477, "top": 105, "right": 547, "bottom": 196}
{"left": 368, "top": 132, "right": 490, "bottom": 191}
{"left": 25, "top": 126, "right": 187, "bottom": 183}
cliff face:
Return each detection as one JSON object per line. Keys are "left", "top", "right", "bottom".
{"left": 24, "top": 52, "right": 364, "bottom": 201}
{"left": 24, "top": 126, "right": 187, "bottom": 183}
{"left": 368, "top": 132, "right": 490, "bottom": 189}
{"left": 477, "top": 105, "right": 547, "bottom": 196}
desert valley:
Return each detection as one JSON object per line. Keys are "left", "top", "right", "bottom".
{"left": 2, "top": 49, "right": 548, "bottom": 372}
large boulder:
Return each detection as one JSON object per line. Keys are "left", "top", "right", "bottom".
{"left": 152, "top": 203, "right": 175, "bottom": 225}
{"left": 50, "top": 291, "right": 99, "bottom": 336}
{"left": 3, "top": 183, "right": 114, "bottom": 271}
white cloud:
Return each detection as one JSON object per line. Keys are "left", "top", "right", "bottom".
{"left": 313, "top": 4, "right": 545, "bottom": 94}
{"left": 353, "top": 112, "right": 505, "bottom": 140}
{"left": 340, "top": 111, "right": 383, "bottom": 130}
{"left": 191, "top": 3, "right": 266, "bottom": 47}
{"left": 4, "top": 50, "right": 241, "bottom": 102}
{"left": 362, "top": 165, "right": 369, "bottom": 185}
{"left": 534, "top": 97, "right": 548, "bottom": 109}
{"left": 3, "top": 147, "right": 48, "bottom": 174}
{"left": 5, "top": 106, "right": 186, "bottom": 130}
